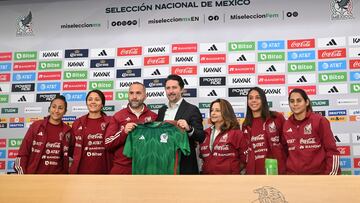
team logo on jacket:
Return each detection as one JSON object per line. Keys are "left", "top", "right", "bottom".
{"left": 37, "top": 131, "right": 44, "bottom": 136}
{"left": 304, "top": 123, "right": 312, "bottom": 135}
{"left": 160, "top": 133, "right": 168, "bottom": 143}
{"left": 219, "top": 133, "right": 228, "bottom": 142}
{"left": 101, "top": 122, "right": 106, "bottom": 131}
{"left": 59, "top": 132, "right": 64, "bottom": 141}
{"left": 268, "top": 121, "right": 277, "bottom": 133}
{"left": 145, "top": 116, "right": 152, "bottom": 123}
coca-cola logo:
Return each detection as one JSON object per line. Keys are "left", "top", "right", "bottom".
{"left": 117, "top": 47, "right": 142, "bottom": 56}
{"left": 288, "top": 39, "right": 315, "bottom": 49}
{"left": 144, "top": 56, "right": 169, "bottom": 66}
{"left": 350, "top": 60, "right": 360, "bottom": 69}
{"left": 318, "top": 48, "right": 346, "bottom": 59}
{"left": 171, "top": 66, "right": 197, "bottom": 75}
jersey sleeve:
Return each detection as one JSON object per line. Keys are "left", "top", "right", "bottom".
{"left": 104, "top": 116, "right": 128, "bottom": 151}
{"left": 319, "top": 116, "right": 341, "bottom": 175}
{"left": 122, "top": 131, "right": 133, "bottom": 158}
{"left": 14, "top": 123, "right": 35, "bottom": 174}
{"left": 175, "top": 127, "right": 190, "bottom": 156}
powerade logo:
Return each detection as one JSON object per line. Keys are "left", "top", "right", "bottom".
{"left": 340, "top": 158, "right": 351, "bottom": 168}
{"left": 63, "top": 92, "right": 87, "bottom": 102}
{"left": 90, "top": 59, "right": 115, "bottom": 68}
{"left": 228, "top": 87, "right": 251, "bottom": 97}
{"left": 318, "top": 60, "right": 346, "bottom": 71}
{"left": 116, "top": 69, "right": 141, "bottom": 78}
{"left": 36, "top": 93, "right": 60, "bottom": 102}
{"left": 287, "top": 50, "right": 315, "bottom": 60}
{"left": 0, "top": 63, "right": 11, "bottom": 72}
{"left": 257, "top": 40, "right": 285, "bottom": 50}
{"left": 143, "top": 78, "right": 166, "bottom": 88}
{"left": 12, "top": 73, "right": 36, "bottom": 82}
{"left": 183, "top": 88, "right": 197, "bottom": 97}
{"left": 65, "top": 49, "right": 89, "bottom": 58}
{"left": 350, "top": 72, "right": 360, "bottom": 81}
{"left": 199, "top": 77, "right": 226, "bottom": 86}
{"left": 37, "top": 82, "right": 61, "bottom": 92}
{"left": 11, "top": 83, "right": 35, "bottom": 92}
{"left": 328, "top": 110, "right": 347, "bottom": 116}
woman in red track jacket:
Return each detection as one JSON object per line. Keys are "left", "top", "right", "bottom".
{"left": 199, "top": 99, "right": 247, "bottom": 174}
{"left": 69, "top": 90, "right": 113, "bottom": 174}
{"left": 14, "top": 95, "right": 71, "bottom": 174}
{"left": 283, "top": 88, "right": 341, "bottom": 175}
{"left": 242, "top": 87, "right": 287, "bottom": 175}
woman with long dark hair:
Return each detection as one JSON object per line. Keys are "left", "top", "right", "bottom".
{"left": 283, "top": 88, "right": 340, "bottom": 175}
{"left": 69, "top": 89, "right": 112, "bottom": 174}
{"left": 199, "top": 98, "right": 247, "bottom": 174}
{"left": 243, "top": 87, "right": 287, "bottom": 174}
{"left": 15, "top": 95, "right": 71, "bottom": 174}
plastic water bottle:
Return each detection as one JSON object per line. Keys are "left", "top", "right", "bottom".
{"left": 265, "top": 158, "right": 278, "bottom": 175}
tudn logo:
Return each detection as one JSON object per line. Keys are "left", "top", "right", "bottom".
{"left": 18, "top": 95, "right": 27, "bottom": 102}
{"left": 297, "top": 76, "right": 307, "bottom": 83}
{"left": 208, "top": 44, "right": 218, "bottom": 51}
{"left": 16, "top": 11, "right": 34, "bottom": 37}
{"left": 207, "top": 90, "right": 217, "bottom": 96}
{"left": 266, "top": 65, "right": 277, "bottom": 72}
{"left": 326, "top": 39, "right": 337, "bottom": 46}
{"left": 331, "top": 0, "right": 354, "bottom": 20}
{"left": 151, "top": 69, "right": 161, "bottom": 76}
{"left": 237, "top": 55, "right": 247, "bottom": 61}
{"left": 124, "top": 59, "right": 134, "bottom": 66}
{"left": 328, "top": 86, "right": 339, "bottom": 93}
{"left": 98, "top": 50, "right": 107, "bottom": 56}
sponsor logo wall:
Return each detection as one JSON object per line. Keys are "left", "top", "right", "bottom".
{"left": 0, "top": 0, "right": 359, "bottom": 174}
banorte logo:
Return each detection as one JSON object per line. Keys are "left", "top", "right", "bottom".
{"left": 172, "top": 43, "right": 197, "bottom": 53}
{"left": 0, "top": 52, "right": 12, "bottom": 61}
{"left": 287, "top": 39, "right": 315, "bottom": 49}
{"left": 200, "top": 54, "right": 226, "bottom": 63}
{"left": 144, "top": 56, "right": 169, "bottom": 66}
{"left": 318, "top": 48, "right": 346, "bottom": 59}
{"left": 117, "top": 47, "right": 142, "bottom": 56}
{"left": 288, "top": 85, "right": 316, "bottom": 95}
{"left": 63, "top": 81, "right": 87, "bottom": 91}
{"left": 171, "top": 66, "right": 197, "bottom": 75}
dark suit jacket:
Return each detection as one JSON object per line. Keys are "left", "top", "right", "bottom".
{"left": 157, "top": 99, "right": 205, "bottom": 174}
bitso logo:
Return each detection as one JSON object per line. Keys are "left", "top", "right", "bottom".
{"left": 331, "top": 0, "right": 354, "bottom": 20}
{"left": 16, "top": 11, "right": 34, "bottom": 37}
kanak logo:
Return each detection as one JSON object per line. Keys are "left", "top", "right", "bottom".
{"left": 200, "top": 54, "right": 226, "bottom": 63}
{"left": 13, "top": 62, "right": 37, "bottom": 71}
{"left": 172, "top": 43, "right": 197, "bottom": 53}
{"left": 318, "top": 48, "right": 346, "bottom": 59}
{"left": 144, "top": 45, "right": 170, "bottom": 55}
{"left": 287, "top": 39, "right": 315, "bottom": 49}
{"left": 39, "top": 50, "right": 63, "bottom": 59}
{"left": 228, "top": 64, "right": 255, "bottom": 74}
{"left": 258, "top": 75, "right": 285, "bottom": 85}
{"left": 64, "top": 59, "right": 88, "bottom": 69}
{"left": 0, "top": 52, "right": 12, "bottom": 61}
{"left": 117, "top": 46, "right": 142, "bottom": 56}
{"left": 228, "top": 76, "right": 255, "bottom": 86}
{"left": 144, "top": 56, "right": 169, "bottom": 66}
{"left": 288, "top": 85, "right": 316, "bottom": 95}
{"left": 37, "top": 71, "right": 62, "bottom": 81}
{"left": 0, "top": 73, "right": 10, "bottom": 82}
{"left": 171, "top": 54, "right": 197, "bottom": 64}
{"left": 200, "top": 65, "right": 226, "bottom": 75}
{"left": 63, "top": 81, "right": 87, "bottom": 90}
{"left": 171, "top": 66, "right": 197, "bottom": 75}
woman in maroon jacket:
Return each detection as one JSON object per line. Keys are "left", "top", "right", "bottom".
{"left": 199, "top": 98, "right": 247, "bottom": 174}
{"left": 69, "top": 90, "right": 112, "bottom": 174}
{"left": 283, "top": 88, "right": 340, "bottom": 175}
{"left": 242, "top": 87, "right": 287, "bottom": 174}
{"left": 15, "top": 95, "right": 71, "bottom": 174}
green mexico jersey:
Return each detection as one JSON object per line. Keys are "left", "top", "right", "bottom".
{"left": 123, "top": 122, "right": 190, "bottom": 175}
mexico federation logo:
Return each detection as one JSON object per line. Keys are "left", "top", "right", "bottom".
{"left": 16, "top": 11, "right": 34, "bottom": 36}
{"left": 252, "top": 186, "right": 287, "bottom": 203}
{"left": 331, "top": 0, "right": 354, "bottom": 20}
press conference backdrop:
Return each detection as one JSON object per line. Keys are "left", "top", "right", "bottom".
{"left": 0, "top": 0, "right": 359, "bottom": 174}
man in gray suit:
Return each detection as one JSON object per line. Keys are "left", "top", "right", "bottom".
{"left": 157, "top": 74, "right": 205, "bottom": 174}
